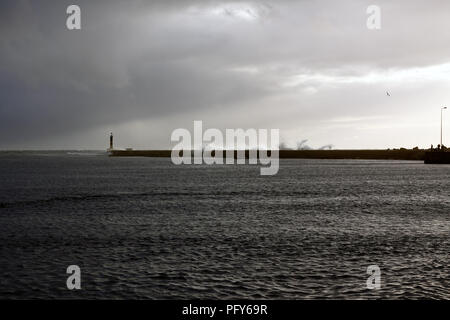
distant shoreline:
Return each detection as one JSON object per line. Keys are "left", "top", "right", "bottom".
{"left": 109, "top": 149, "right": 427, "bottom": 161}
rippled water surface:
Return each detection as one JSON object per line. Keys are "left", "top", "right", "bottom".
{"left": 0, "top": 151, "right": 448, "bottom": 299}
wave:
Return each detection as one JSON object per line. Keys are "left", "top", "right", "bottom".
{"left": 0, "top": 189, "right": 305, "bottom": 209}
{"left": 66, "top": 152, "right": 106, "bottom": 156}
{"left": 0, "top": 190, "right": 232, "bottom": 209}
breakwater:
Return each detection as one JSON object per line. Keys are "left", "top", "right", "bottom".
{"left": 109, "top": 149, "right": 427, "bottom": 161}
{"left": 424, "top": 151, "right": 450, "bottom": 164}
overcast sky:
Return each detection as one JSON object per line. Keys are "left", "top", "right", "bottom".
{"left": 1, "top": 0, "right": 450, "bottom": 149}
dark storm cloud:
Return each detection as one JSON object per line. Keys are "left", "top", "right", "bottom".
{"left": 1, "top": 0, "right": 450, "bottom": 148}
{"left": 0, "top": 0, "right": 275, "bottom": 145}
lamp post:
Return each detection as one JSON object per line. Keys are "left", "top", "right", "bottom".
{"left": 441, "top": 107, "right": 447, "bottom": 147}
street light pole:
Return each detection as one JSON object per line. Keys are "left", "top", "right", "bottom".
{"left": 441, "top": 106, "right": 447, "bottom": 147}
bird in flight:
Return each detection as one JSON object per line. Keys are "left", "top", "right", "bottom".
{"left": 386, "top": 91, "right": 391, "bottom": 96}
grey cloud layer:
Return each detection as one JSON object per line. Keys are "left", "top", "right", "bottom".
{"left": 1, "top": 0, "right": 450, "bottom": 148}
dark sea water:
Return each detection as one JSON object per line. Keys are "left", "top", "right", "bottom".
{"left": 0, "top": 151, "right": 448, "bottom": 299}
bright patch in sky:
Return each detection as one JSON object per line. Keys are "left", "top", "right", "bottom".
{"left": 211, "top": 3, "right": 259, "bottom": 20}
{"left": 283, "top": 63, "right": 450, "bottom": 87}
{"left": 189, "top": 2, "right": 270, "bottom": 21}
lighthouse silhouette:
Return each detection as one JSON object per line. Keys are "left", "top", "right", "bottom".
{"left": 108, "top": 132, "right": 113, "bottom": 151}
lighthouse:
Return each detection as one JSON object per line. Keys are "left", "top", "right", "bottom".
{"left": 108, "top": 132, "right": 113, "bottom": 151}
